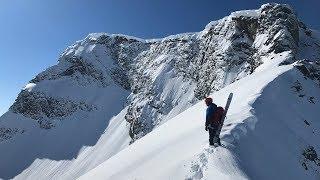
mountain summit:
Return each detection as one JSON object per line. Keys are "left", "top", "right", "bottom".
{"left": 0, "top": 3, "right": 319, "bottom": 179}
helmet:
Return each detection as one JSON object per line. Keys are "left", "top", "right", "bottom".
{"left": 205, "top": 97, "right": 213, "bottom": 105}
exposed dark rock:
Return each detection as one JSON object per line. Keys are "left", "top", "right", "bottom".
{"left": 232, "top": 16, "right": 258, "bottom": 41}
{"left": 0, "top": 127, "right": 24, "bottom": 142}
{"left": 304, "top": 120, "right": 310, "bottom": 126}
{"left": 291, "top": 80, "right": 303, "bottom": 93}
{"left": 259, "top": 4, "right": 299, "bottom": 54}
{"left": 31, "top": 56, "right": 110, "bottom": 87}
{"left": 295, "top": 60, "right": 320, "bottom": 86}
{"left": 10, "top": 90, "right": 97, "bottom": 129}
{"left": 302, "top": 146, "right": 320, "bottom": 167}
{"left": 309, "top": 96, "right": 315, "bottom": 104}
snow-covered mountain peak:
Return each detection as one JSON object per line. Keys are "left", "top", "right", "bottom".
{"left": 0, "top": 3, "right": 319, "bottom": 180}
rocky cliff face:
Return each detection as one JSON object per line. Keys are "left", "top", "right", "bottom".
{"left": 3, "top": 3, "right": 319, "bottom": 143}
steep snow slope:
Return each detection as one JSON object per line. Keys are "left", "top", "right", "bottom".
{"left": 0, "top": 83, "right": 131, "bottom": 179}
{"left": 0, "top": 3, "right": 319, "bottom": 179}
{"left": 80, "top": 51, "right": 320, "bottom": 180}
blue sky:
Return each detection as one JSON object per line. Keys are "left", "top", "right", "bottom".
{"left": 0, "top": 0, "right": 319, "bottom": 115}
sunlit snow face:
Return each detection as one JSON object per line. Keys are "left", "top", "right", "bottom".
{"left": 23, "top": 83, "right": 37, "bottom": 92}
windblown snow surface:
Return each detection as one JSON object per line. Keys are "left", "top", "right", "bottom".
{"left": 0, "top": 3, "right": 320, "bottom": 180}
{"left": 80, "top": 52, "right": 320, "bottom": 180}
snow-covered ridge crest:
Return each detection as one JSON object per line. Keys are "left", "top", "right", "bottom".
{"left": 0, "top": 3, "right": 319, "bottom": 180}
{"left": 80, "top": 51, "right": 320, "bottom": 179}
{"left": 230, "top": 9, "right": 259, "bottom": 18}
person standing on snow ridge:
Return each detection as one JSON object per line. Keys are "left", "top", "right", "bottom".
{"left": 205, "top": 97, "right": 222, "bottom": 146}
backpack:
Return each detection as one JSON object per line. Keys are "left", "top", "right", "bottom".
{"left": 211, "top": 106, "right": 224, "bottom": 125}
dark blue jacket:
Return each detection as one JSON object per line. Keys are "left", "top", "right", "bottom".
{"left": 205, "top": 103, "right": 217, "bottom": 128}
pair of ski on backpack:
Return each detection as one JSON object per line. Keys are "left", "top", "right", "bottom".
{"left": 209, "top": 93, "right": 233, "bottom": 146}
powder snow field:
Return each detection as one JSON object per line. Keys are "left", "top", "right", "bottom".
{"left": 0, "top": 83, "right": 132, "bottom": 179}
{"left": 79, "top": 53, "right": 320, "bottom": 180}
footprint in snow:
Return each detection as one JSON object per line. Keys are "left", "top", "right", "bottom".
{"left": 185, "top": 145, "right": 225, "bottom": 179}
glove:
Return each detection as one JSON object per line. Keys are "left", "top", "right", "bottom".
{"left": 205, "top": 126, "right": 208, "bottom": 131}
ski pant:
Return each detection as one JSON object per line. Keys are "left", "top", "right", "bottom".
{"left": 208, "top": 125, "right": 220, "bottom": 145}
